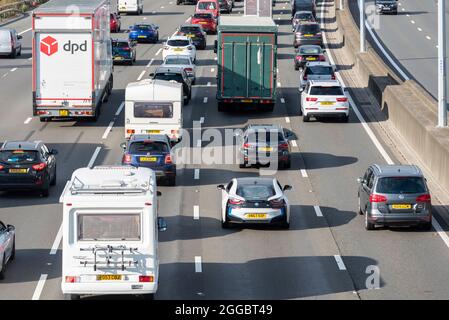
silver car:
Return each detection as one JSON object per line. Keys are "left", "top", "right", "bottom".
{"left": 161, "top": 55, "right": 196, "bottom": 84}
{"left": 357, "top": 165, "right": 432, "bottom": 230}
{"left": 299, "top": 61, "right": 335, "bottom": 91}
{"left": 0, "top": 28, "right": 22, "bottom": 58}
{"left": 0, "top": 221, "right": 15, "bottom": 279}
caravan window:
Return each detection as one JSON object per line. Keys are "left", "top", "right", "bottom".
{"left": 134, "top": 102, "right": 173, "bottom": 118}
{"left": 78, "top": 214, "right": 141, "bottom": 241}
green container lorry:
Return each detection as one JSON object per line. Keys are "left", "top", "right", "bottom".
{"left": 214, "top": 16, "right": 278, "bottom": 112}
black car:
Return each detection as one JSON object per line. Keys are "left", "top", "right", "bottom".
{"left": 176, "top": 24, "right": 207, "bottom": 50}
{"left": 218, "top": 0, "right": 232, "bottom": 13}
{"left": 150, "top": 66, "right": 192, "bottom": 105}
{"left": 294, "top": 22, "right": 322, "bottom": 48}
{"left": 0, "top": 141, "right": 57, "bottom": 197}
{"left": 375, "top": 0, "right": 398, "bottom": 15}
{"left": 112, "top": 39, "right": 137, "bottom": 65}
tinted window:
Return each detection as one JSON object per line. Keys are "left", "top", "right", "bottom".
{"left": 135, "top": 25, "right": 154, "bottom": 30}
{"left": 194, "top": 13, "right": 213, "bottom": 19}
{"left": 129, "top": 141, "right": 169, "bottom": 153}
{"left": 246, "top": 131, "right": 285, "bottom": 144}
{"left": 376, "top": 177, "right": 427, "bottom": 194}
{"left": 180, "top": 26, "right": 201, "bottom": 34}
{"left": 168, "top": 39, "right": 190, "bottom": 47}
{"left": 164, "top": 57, "right": 191, "bottom": 65}
{"left": 134, "top": 102, "right": 174, "bottom": 118}
{"left": 153, "top": 72, "right": 184, "bottom": 83}
{"left": 310, "top": 86, "right": 343, "bottom": 95}
{"left": 295, "top": 12, "right": 314, "bottom": 20}
{"left": 300, "top": 24, "right": 320, "bottom": 33}
{"left": 113, "top": 41, "right": 130, "bottom": 48}
{"left": 198, "top": 2, "right": 216, "bottom": 10}
{"left": 78, "top": 214, "right": 141, "bottom": 241}
{"left": 305, "top": 66, "right": 333, "bottom": 75}
{"left": 0, "top": 150, "right": 39, "bottom": 164}
{"left": 237, "top": 184, "right": 275, "bottom": 200}
{"left": 299, "top": 47, "right": 321, "bottom": 55}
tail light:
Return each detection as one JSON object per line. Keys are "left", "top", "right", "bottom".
{"left": 0, "top": 165, "right": 3, "bottom": 170}
{"left": 229, "top": 198, "right": 244, "bottom": 205}
{"left": 65, "top": 276, "right": 80, "bottom": 283}
{"left": 185, "top": 68, "right": 193, "bottom": 72}
{"left": 331, "top": 74, "right": 336, "bottom": 80}
{"left": 123, "top": 47, "right": 130, "bottom": 50}
{"left": 243, "top": 143, "right": 250, "bottom": 149}
{"left": 319, "top": 55, "right": 326, "bottom": 61}
{"left": 126, "top": 129, "right": 135, "bottom": 134}
{"left": 123, "top": 154, "right": 132, "bottom": 164}
{"left": 306, "top": 97, "right": 317, "bottom": 102}
{"left": 171, "top": 129, "right": 179, "bottom": 134}
{"left": 295, "top": 55, "right": 302, "bottom": 61}
{"left": 416, "top": 194, "right": 431, "bottom": 203}
{"left": 269, "top": 198, "right": 285, "bottom": 208}
{"left": 303, "top": 74, "right": 307, "bottom": 80}
{"left": 32, "top": 163, "right": 46, "bottom": 171}
{"left": 278, "top": 143, "right": 289, "bottom": 150}
{"left": 139, "top": 275, "right": 154, "bottom": 282}
{"left": 187, "top": 46, "right": 193, "bottom": 50}
{"left": 336, "top": 97, "right": 348, "bottom": 102}
{"left": 369, "top": 194, "right": 388, "bottom": 203}
{"left": 165, "top": 154, "right": 173, "bottom": 164}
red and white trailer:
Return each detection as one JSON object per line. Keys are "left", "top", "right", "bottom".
{"left": 32, "top": 0, "right": 113, "bottom": 121}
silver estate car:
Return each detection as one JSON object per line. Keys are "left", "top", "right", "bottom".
{"left": 357, "top": 165, "right": 432, "bottom": 230}
{"left": 0, "top": 221, "right": 15, "bottom": 279}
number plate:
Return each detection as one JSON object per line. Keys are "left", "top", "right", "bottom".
{"left": 174, "top": 48, "right": 184, "bottom": 52}
{"left": 258, "top": 147, "right": 273, "bottom": 152}
{"left": 140, "top": 157, "right": 157, "bottom": 162}
{"left": 306, "top": 57, "right": 316, "bottom": 61}
{"left": 138, "top": 35, "right": 146, "bottom": 38}
{"left": 245, "top": 213, "right": 267, "bottom": 219}
{"left": 9, "top": 168, "right": 28, "bottom": 174}
{"left": 392, "top": 204, "right": 412, "bottom": 209}
{"left": 241, "top": 99, "right": 253, "bottom": 103}
{"left": 304, "top": 34, "right": 313, "bottom": 37}
{"left": 320, "top": 101, "right": 335, "bottom": 106}
{"left": 114, "top": 56, "right": 123, "bottom": 60}
{"left": 96, "top": 275, "right": 122, "bottom": 281}
{"left": 59, "top": 110, "right": 69, "bottom": 116}
{"left": 146, "top": 130, "right": 160, "bottom": 134}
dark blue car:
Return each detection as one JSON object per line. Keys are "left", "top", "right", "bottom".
{"left": 121, "top": 134, "right": 176, "bottom": 186}
{"left": 128, "top": 24, "right": 159, "bottom": 43}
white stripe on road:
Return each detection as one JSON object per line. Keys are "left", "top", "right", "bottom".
{"left": 314, "top": 205, "right": 323, "bottom": 217}
{"left": 285, "top": 117, "right": 290, "bottom": 123}
{"left": 49, "top": 224, "right": 63, "bottom": 255}
{"left": 196, "top": 140, "right": 202, "bottom": 147}
{"left": 18, "top": 28, "right": 31, "bottom": 35}
{"left": 280, "top": 98, "right": 285, "bottom": 103}
{"left": 203, "top": 97, "right": 208, "bottom": 103}
{"left": 28, "top": 57, "right": 32, "bottom": 61}
{"left": 432, "top": 219, "right": 449, "bottom": 248}
{"left": 417, "top": 27, "right": 422, "bottom": 32}
{"left": 24, "top": 117, "right": 32, "bottom": 124}
{"left": 193, "top": 205, "right": 200, "bottom": 220}
{"left": 32, "top": 274, "right": 48, "bottom": 300}
{"left": 277, "top": 81, "right": 281, "bottom": 87}
{"left": 102, "top": 121, "right": 115, "bottom": 139}
{"left": 300, "top": 169, "right": 308, "bottom": 178}
{"left": 156, "top": 48, "right": 162, "bottom": 56}
{"left": 211, "top": 68, "right": 215, "bottom": 72}
{"left": 411, "top": 20, "right": 415, "bottom": 24}
{"left": 137, "top": 70, "right": 146, "bottom": 81}
{"left": 334, "top": 255, "right": 347, "bottom": 270}
{"left": 194, "top": 169, "right": 200, "bottom": 180}
{"left": 88, "top": 147, "right": 101, "bottom": 168}
{"left": 147, "top": 58, "right": 155, "bottom": 68}
{"left": 426, "top": 36, "right": 431, "bottom": 40}
{"left": 2, "top": 73, "right": 8, "bottom": 78}
{"left": 291, "top": 140, "right": 298, "bottom": 148}
{"left": 10, "top": 68, "right": 17, "bottom": 72}
{"left": 200, "top": 117, "right": 205, "bottom": 124}
{"left": 115, "top": 102, "right": 125, "bottom": 116}
{"left": 195, "top": 256, "right": 202, "bottom": 273}
{"left": 207, "top": 82, "right": 211, "bottom": 86}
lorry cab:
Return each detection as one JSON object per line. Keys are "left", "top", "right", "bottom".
{"left": 195, "top": 0, "right": 220, "bottom": 19}
{"left": 60, "top": 165, "right": 167, "bottom": 300}
{"left": 125, "top": 79, "right": 183, "bottom": 143}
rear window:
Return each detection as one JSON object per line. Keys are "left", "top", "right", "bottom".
{"left": 134, "top": 102, "right": 174, "bottom": 118}
{"left": 236, "top": 184, "right": 275, "bottom": 200}
{"left": 168, "top": 39, "right": 189, "bottom": 47}
{"left": 180, "top": 26, "right": 201, "bottom": 34}
{"left": 376, "top": 177, "right": 427, "bottom": 194}
{"left": 129, "top": 141, "right": 169, "bottom": 154}
{"left": 112, "top": 41, "right": 129, "bottom": 48}
{"left": 299, "top": 47, "right": 321, "bottom": 55}
{"left": 246, "top": 131, "right": 285, "bottom": 144}
{"left": 0, "top": 30, "right": 10, "bottom": 42}
{"left": 193, "top": 13, "right": 213, "bottom": 19}
{"left": 198, "top": 2, "right": 216, "bottom": 10}
{"left": 164, "top": 57, "right": 191, "bottom": 65}
{"left": 295, "top": 12, "right": 314, "bottom": 20}
{"left": 0, "top": 150, "right": 39, "bottom": 164}
{"left": 135, "top": 24, "right": 154, "bottom": 30}
{"left": 305, "top": 66, "right": 333, "bottom": 75}
{"left": 153, "top": 72, "right": 184, "bottom": 83}
{"left": 299, "top": 24, "right": 320, "bottom": 33}
{"left": 310, "top": 86, "right": 343, "bottom": 95}
{"left": 77, "top": 214, "right": 141, "bottom": 241}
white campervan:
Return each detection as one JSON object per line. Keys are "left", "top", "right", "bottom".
{"left": 117, "top": 0, "right": 143, "bottom": 14}
{"left": 125, "top": 79, "right": 183, "bottom": 142}
{"left": 60, "top": 165, "right": 167, "bottom": 300}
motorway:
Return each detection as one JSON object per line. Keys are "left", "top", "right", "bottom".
{"left": 351, "top": 0, "right": 449, "bottom": 99}
{"left": 1, "top": 0, "right": 449, "bottom": 300}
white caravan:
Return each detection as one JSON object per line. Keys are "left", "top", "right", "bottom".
{"left": 125, "top": 79, "right": 183, "bottom": 142}
{"left": 60, "top": 165, "right": 167, "bottom": 300}
{"left": 117, "top": 0, "right": 144, "bottom": 14}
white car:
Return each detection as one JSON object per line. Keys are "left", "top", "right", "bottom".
{"left": 162, "top": 35, "right": 196, "bottom": 62}
{"left": 299, "top": 61, "right": 336, "bottom": 91}
{"left": 217, "top": 177, "right": 292, "bottom": 229}
{"left": 162, "top": 55, "right": 196, "bottom": 84}
{"left": 300, "top": 80, "right": 349, "bottom": 122}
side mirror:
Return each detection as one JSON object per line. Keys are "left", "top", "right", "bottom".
{"left": 6, "top": 225, "right": 15, "bottom": 232}
{"left": 217, "top": 184, "right": 225, "bottom": 190}
{"left": 283, "top": 185, "right": 292, "bottom": 191}
{"left": 120, "top": 142, "right": 127, "bottom": 150}
{"left": 157, "top": 217, "right": 167, "bottom": 232}
{"left": 17, "top": 35, "right": 22, "bottom": 40}
{"left": 157, "top": 191, "right": 162, "bottom": 197}
{"left": 149, "top": 73, "right": 155, "bottom": 77}
{"left": 50, "top": 148, "right": 58, "bottom": 155}
{"left": 357, "top": 177, "right": 365, "bottom": 184}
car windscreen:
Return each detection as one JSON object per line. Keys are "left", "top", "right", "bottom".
{"left": 193, "top": 13, "right": 213, "bottom": 19}
{"left": 134, "top": 102, "right": 174, "bottom": 118}
{"left": 376, "top": 177, "right": 427, "bottom": 194}
{"left": 112, "top": 42, "right": 130, "bottom": 54}
{"left": 129, "top": 141, "right": 169, "bottom": 154}
{"left": 236, "top": 184, "right": 275, "bottom": 200}
{"left": 164, "top": 57, "right": 191, "bottom": 65}
{"left": 246, "top": 131, "right": 285, "bottom": 144}
{"left": 299, "top": 47, "right": 321, "bottom": 55}
{"left": 0, "top": 150, "right": 39, "bottom": 164}
{"left": 299, "top": 24, "right": 320, "bottom": 33}
{"left": 167, "top": 39, "right": 189, "bottom": 47}
{"left": 77, "top": 214, "right": 141, "bottom": 241}
{"left": 198, "top": 2, "right": 216, "bottom": 10}
{"left": 305, "top": 66, "right": 333, "bottom": 75}
{"left": 310, "top": 86, "right": 343, "bottom": 95}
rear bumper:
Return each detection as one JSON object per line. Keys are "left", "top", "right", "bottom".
{"left": 227, "top": 208, "right": 287, "bottom": 225}
{"left": 367, "top": 211, "right": 432, "bottom": 226}
{"left": 294, "top": 39, "right": 323, "bottom": 47}
{"left": 303, "top": 110, "right": 349, "bottom": 117}
{"left": 62, "top": 282, "right": 157, "bottom": 295}
{"left": 0, "top": 181, "right": 47, "bottom": 191}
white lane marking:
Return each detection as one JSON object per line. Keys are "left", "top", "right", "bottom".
{"left": 281, "top": 98, "right": 285, "bottom": 103}
{"left": 314, "top": 205, "right": 323, "bottom": 217}
{"left": 334, "top": 255, "right": 347, "bottom": 270}
{"left": 411, "top": 20, "right": 415, "bottom": 24}
{"left": 147, "top": 58, "right": 155, "bottom": 68}
{"left": 49, "top": 224, "right": 63, "bottom": 255}
{"left": 426, "top": 36, "right": 431, "bottom": 40}
{"left": 195, "top": 256, "right": 202, "bottom": 273}
{"left": 398, "top": 2, "right": 402, "bottom": 6}
{"left": 300, "top": 169, "right": 308, "bottom": 178}
{"left": 211, "top": 68, "right": 215, "bottom": 72}
{"left": 436, "top": 45, "right": 439, "bottom": 48}
{"left": 285, "top": 117, "right": 290, "bottom": 123}
{"left": 196, "top": 139, "right": 202, "bottom": 147}
{"left": 161, "top": 6, "right": 165, "bottom": 9}
{"left": 169, "top": 1, "right": 173, "bottom": 4}
{"left": 432, "top": 219, "right": 449, "bottom": 248}
{"left": 417, "top": 27, "right": 422, "bottom": 32}
{"left": 214, "top": 56, "right": 217, "bottom": 61}
{"left": 277, "top": 81, "right": 281, "bottom": 87}
{"left": 115, "top": 102, "right": 124, "bottom": 116}
{"left": 193, "top": 205, "right": 200, "bottom": 220}
{"left": 24, "top": 117, "right": 32, "bottom": 124}
{"left": 207, "top": 82, "right": 211, "bottom": 86}
{"left": 194, "top": 169, "right": 200, "bottom": 179}
{"left": 32, "top": 274, "right": 48, "bottom": 300}
{"left": 18, "top": 28, "right": 31, "bottom": 35}
{"left": 102, "top": 121, "right": 115, "bottom": 139}
{"left": 406, "top": 14, "right": 410, "bottom": 17}
{"left": 137, "top": 70, "right": 146, "bottom": 81}
{"left": 203, "top": 97, "right": 208, "bottom": 103}
{"left": 200, "top": 117, "right": 205, "bottom": 124}
{"left": 152, "top": 10, "right": 156, "bottom": 14}
{"left": 10, "top": 68, "right": 17, "bottom": 72}
{"left": 28, "top": 57, "right": 32, "bottom": 61}
{"left": 291, "top": 140, "right": 298, "bottom": 148}
{"left": 2, "top": 73, "right": 8, "bottom": 78}
{"left": 88, "top": 147, "right": 101, "bottom": 168}
{"left": 156, "top": 48, "right": 162, "bottom": 56}
{"left": 143, "top": 17, "right": 147, "bottom": 20}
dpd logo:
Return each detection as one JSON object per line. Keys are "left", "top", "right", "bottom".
{"left": 40, "top": 36, "right": 58, "bottom": 56}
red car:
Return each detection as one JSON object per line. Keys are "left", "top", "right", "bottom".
{"left": 191, "top": 12, "right": 217, "bottom": 34}
{"left": 110, "top": 13, "right": 121, "bottom": 33}
{"left": 196, "top": 0, "right": 220, "bottom": 19}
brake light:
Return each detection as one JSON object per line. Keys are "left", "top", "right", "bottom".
{"left": 65, "top": 276, "right": 80, "bottom": 283}
{"left": 171, "top": 129, "right": 179, "bottom": 134}
{"left": 123, "top": 154, "right": 132, "bottom": 164}
{"left": 278, "top": 143, "right": 289, "bottom": 150}
{"left": 229, "top": 198, "right": 244, "bottom": 205}
{"left": 416, "top": 194, "right": 431, "bottom": 203}
{"left": 319, "top": 55, "right": 326, "bottom": 61}
{"left": 369, "top": 194, "right": 388, "bottom": 203}
{"left": 303, "top": 74, "right": 307, "bottom": 80}
{"left": 243, "top": 143, "right": 250, "bottom": 149}
{"left": 185, "top": 68, "right": 193, "bottom": 72}
{"left": 165, "top": 154, "right": 173, "bottom": 164}
{"left": 123, "top": 47, "right": 130, "bottom": 50}
{"left": 306, "top": 97, "right": 317, "bottom": 102}
{"left": 126, "top": 129, "right": 135, "bottom": 134}
{"left": 139, "top": 275, "right": 154, "bottom": 283}
{"left": 336, "top": 97, "right": 348, "bottom": 102}
{"left": 295, "top": 55, "right": 302, "bottom": 61}
{"left": 0, "top": 165, "right": 3, "bottom": 170}
{"left": 32, "top": 163, "right": 46, "bottom": 171}
{"left": 269, "top": 198, "right": 285, "bottom": 208}
{"left": 331, "top": 74, "right": 336, "bottom": 80}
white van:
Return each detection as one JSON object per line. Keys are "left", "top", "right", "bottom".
{"left": 60, "top": 165, "right": 167, "bottom": 300}
{"left": 125, "top": 79, "right": 183, "bottom": 142}
{"left": 0, "top": 28, "right": 22, "bottom": 58}
{"left": 117, "top": 0, "right": 143, "bottom": 14}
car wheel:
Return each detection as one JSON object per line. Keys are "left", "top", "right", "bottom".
{"left": 420, "top": 221, "right": 432, "bottom": 231}
{"left": 184, "top": 98, "right": 189, "bottom": 105}
{"left": 365, "top": 213, "right": 375, "bottom": 230}
{"left": 142, "top": 293, "right": 154, "bottom": 300}
{"left": 295, "top": 65, "right": 299, "bottom": 71}
{"left": 64, "top": 294, "right": 80, "bottom": 300}
{"left": 50, "top": 167, "right": 57, "bottom": 186}
{"left": 357, "top": 195, "right": 363, "bottom": 215}
{"left": 283, "top": 159, "right": 291, "bottom": 169}
{"left": 10, "top": 238, "right": 15, "bottom": 261}
{"left": 0, "top": 254, "right": 6, "bottom": 280}
{"left": 302, "top": 115, "right": 310, "bottom": 122}
{"left": 39, "top": 117, "right": 49, "bottom": 122}
{"left": 18, "top": 47, "right": 22, "bottom": 56}
{"left": 221, "top": 215, "right": 230, "bottom": 229}
{"left": 341, "top": 115, "right": 349, "bottom": 123}
{"left": 41, "top": 186, "right": 50, "bottom": 197}
{"left": 239, "top": 159, "right": 247, "bottom": 168}
{"left": 176, "top": 0, "right": 181, "bottom": 4}
{"left": 281, "top": 221, "right": 290, "bottom": 229}
{"left": 10, "top": 48, "right": 16, "bottom": 59}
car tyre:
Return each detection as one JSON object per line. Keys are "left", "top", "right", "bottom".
{"left": 10, "top": 48, "right": 16, "bottom": 59}
{"left": 0, "top": 254, "right": 6, "bottom": 280}
{"left": 64, "top": 294, "right": 80, "bottom": 300}
{"left": 18, "top": 47, "right": 22, "bottom": 56}
{"left": 218, "top": 102, "right": 225, "bottom": 112}
{"left": 142, "top": 293, "right": 154, "bottom": 300}
{"left": 239, "top": 160, "right": 247, "bottom": 169}
{"left": 303, "top": 115, "right": 310, "bottom": 122}
{"left": 50, "top": 167, "right": 57, "bottom": 186}
{"left": 281, "top": 222, "right": 290, "bottom": 229}
{"left": 39, "top": 117, "right": 49, "bottom": 122}
{"left": 265, "top": 103, "right": 274, "bottom": 112}
{"left": 365, "top": 213, "right": 375, "bottom": 230}
{"left": 341, "top": 115, "right": 349, "bottom": 123}
{"left": 295, "top": 65, "right": 299, "bottom": 71}
{"left": 421, "top": 221, "right": 432, "bottom": 231}
{"left": 221, "top": 216, "right": 230, "bottom": 229}
{"left": 282, "top": 159, "right": 291, "bottom": 169}
{"left": 9, "top": 239, "right": 15, "bottom": 261}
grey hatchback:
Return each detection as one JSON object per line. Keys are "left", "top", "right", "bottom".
{"left": 357, "top": 164, "right": 432, "bottom": 230}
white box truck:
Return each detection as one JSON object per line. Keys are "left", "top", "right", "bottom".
{"left": 117, "top": 0, "right": 144, "bottom": 14}
{"left": 32, "top": 0, "right": 114, "bottom": 122}
{"left": 60, "top": 165, "right": 167, "bottom": 300}
{"left": 125, "top": 79, "right": 184, "bottom": 142}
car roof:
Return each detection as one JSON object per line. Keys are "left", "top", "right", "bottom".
{"left": 309, "top": 80, "right": 341, "bottom": 86}
{"left": 0, "top": 28, "right": 14, "bottom": 33}
{"left": 305, "top": 61, "right": 332, "bottom": 67}
{"left": 235, "top": 177, "right": 275, "bottom": 186}
{"left": 155, "top": 66, "right": 185, "bottom": 74}
{"left": 133, "top": 23, "right": 155, "bottom": 27}
{"left": 168, "top": 35, "right": 190, "bottom": 41}
{"left": 246, "top": 124, "right": 283, "bottom": 131}
{"left": 130, "top": 134, "right": 170, "bottom": 143}
{"left": 1, "top": 140, "right": 42, "bottom": 150}
{"left": 180, "top": 24, "right": 202, "bottom": 28}
{"left": 298, "top": 22, "right": 320, "bottom": 26}
{"left": 372, "top": 164, "right": 423, "bottom": 177}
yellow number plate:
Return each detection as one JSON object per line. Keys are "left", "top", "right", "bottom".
{"left": 187, "top": 34, "right": 194, "bottom": 38}
{"left": 146, "top": 130, "right": 160, "bottom": 134}
{"left": 96, "top": 275, "right": 122, "bottom": 281}
{"left": 174, "top": 48, "right": 184, "bottom": 51}
{"left": 9, "top": 168, "right": 28, "bottom": 174}
{"left": 241, "top": 99, "right": 253, "bottom": 103}
{"left": 140, "top": 157, "right": 157, "bottom": 162}
{"left": 306, "top": 57, "right": 316, "bottom": 60}
{"left": 59, "top": 110, "right": 69, "bottom": 116}
{"left": 246, "top": 213, "right": 267, "bottom": 219}
{"left": 320, "top": 101, "right": 335, "bottom": 106}
{"left": 392, "top": 204, "right": 412, "bottom": 209}
{"left": 138, "top": 35, "right": 146, "bottom": 38}
{"left": 199, "top": 22, "right": 207, "bottom": 24}
{"left": 258, "top": 147, "right": 273, "bottom": 152}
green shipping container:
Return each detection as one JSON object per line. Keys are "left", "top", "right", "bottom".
{"left": 216, "top": 16, "right": 278, "bottom": 111}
